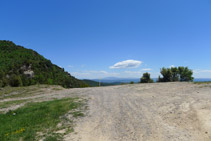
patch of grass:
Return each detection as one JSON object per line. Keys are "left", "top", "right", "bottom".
{"left": 0, "top": 86, "right": 40, "bottom": 99}
{"left": 44, "top": 133, "right": 62, "bottom": 141}
{"left": 194, "top": 82, "right": 211, "bottom": 88}
{"left": 72, "top": 111, "right": 85, "bottom": 118}
{"left": 194, "top": 81, "right": 211, "bottom": 84}
{"left": 0, "top": 98, "right": 85, "bottom": 141}
{"left": 0, "top": 100, "right": 27, "bottom": 109}
{"left": 0, "top": 85, "right": 64, "bottom": 100}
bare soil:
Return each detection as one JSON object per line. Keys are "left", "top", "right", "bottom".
{"left": 65, "top": 83, "right": 211, "bottom": 141}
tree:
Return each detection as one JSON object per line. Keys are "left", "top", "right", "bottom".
{"left": 47, "top": 78, "right": 53, "bottom": 85}
{"left": 159, "top": 68, "right": 173, "bottom": 82}
{"left": 178, "top": 67, "right": 194, "bottom": 82}
{"left": 140, "top": 73, "right": 154, "bottom": 83}
{"left": 171, "top": 67, "right": 179, "bottom": 81}
{"left": 0, "top": 70, "right": 4, "bottom": 79}
{"left": 158, "top": 66, "right": 194, "bottom": 82}
{"left": 9, "top": 74, "right": 23, "bottom": 87}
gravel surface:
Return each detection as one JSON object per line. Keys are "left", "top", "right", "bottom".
{"left": 64, "top": 82, "right": 211, "bottom": 141}
{"left": 1, "top": 82, "right": 211, "bottom": 141}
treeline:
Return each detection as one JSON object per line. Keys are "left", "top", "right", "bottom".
{"left": 140, "top": 66, "right": 194, "bottom": 83}
{"left": 0, "top": 40, "right": 88, "bottom": 88}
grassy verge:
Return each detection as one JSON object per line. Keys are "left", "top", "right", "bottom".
{"left": 0, "top": 99, "right": 27, "bottom": 109}
{"left": 194, "top": 81, "right": 211, "bottom": 84}
{"left": 0, "top": 98, "right": 85, "bottom": 141}
{"left": 0, "top": 85, "right": 64, "bottom": 100}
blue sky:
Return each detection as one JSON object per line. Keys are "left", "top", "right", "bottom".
{"left": 1, "top": 0, "right": 211, "bottom": 79}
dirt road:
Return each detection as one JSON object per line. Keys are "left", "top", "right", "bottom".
{"left": 65, "top": 82, "right": 211, "bottom": 141}
{"left": 1, "top": 83, "right": 211, "bottom": 141}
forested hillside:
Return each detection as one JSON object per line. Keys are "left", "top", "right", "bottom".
{"left": 0, "top": 40, "right": 88, "bottom": 88}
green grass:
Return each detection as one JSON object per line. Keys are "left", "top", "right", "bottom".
{"left": 194, "top": 81, "right": 211, "bottom": 84}
{"left": 0, "top": 98, "right": 85, "bottom": 141}
{"left": 0, "top": 85, "right": 41, "bottom": 98}
{"left": 0, "top": 85, "right": 64, "bottom": 100}
{"left": 0, "top": 99, "right": 27, "bottom": 109}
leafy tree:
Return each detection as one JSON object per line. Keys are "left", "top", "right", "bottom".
{"left": 21, "top": 75, "right": 30, "bottom": 86}
{"left": 171, "top": 67, "right": 179, "bottom": 81}
{"left": 2, "top": 78, "right": 8, "bottom": 87}
{"left": 158, "top": 66, "right": 194, "bottom": 82}
{"left": 0, "top": 70, "right": 4, "bottom": 79}
{"left": 0, "top": 80, "right": 3, "bottom": 87}
{"left": 140, "top": 73, "right": 154, "bottom": 83}
{"left": 47, "top": 78, "right": 53, "bottom": 85}
{"left": 160, "top": 68, "right": 172, "bottom": 82}
{"left": 9, "top": 75, "right": 23, "bottom": 87}
{"left": 178, "top": 67, "right": 194, "bottom": 81}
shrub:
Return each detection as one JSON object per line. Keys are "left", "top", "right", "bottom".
{"left": 160, "top": 68, "right": 172, "bottom": 82}
{"left": 130, "top": 81, "right": 134, "bottom": 84}
{"left": 158, "top": 66, "right": 194, "bottom": 82}
{"left": 140, "top": 73, "right": 154, "bottom": 83}
{"left": 9, "top": 75, "right": 23, "bottom": 87}
{"left": 178, "top": 66, "right": 194, "bottom": 82}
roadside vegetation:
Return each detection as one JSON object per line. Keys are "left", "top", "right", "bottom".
{"left": 0, "top": 98, "right": 85, "bottom": 141}
{"left": 194, "top": 81, "right": 211, "bottom": 88}
{"left": 140, "top": 67, "right": 194, "bottom": 83}
{"left": 140, "top": 73, "right": 154, "bottom": 83}
{"left": 194, "top": 81, "right": 211, "bottom": 84}
{"left": 158, "top": 67, "right": 193, "bottom": 82}
{"left": 0, "top": 99, "right": 27, "bottom": 109}
{"left": 0, "top": 85, "right": 63, "bottom": 100}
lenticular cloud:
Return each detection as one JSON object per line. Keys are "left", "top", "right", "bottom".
{"left": 110, "top": 60, "right": 142, "bottom": 69}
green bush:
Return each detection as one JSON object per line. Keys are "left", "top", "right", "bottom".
{"left": 158, "top": 66, "right": 193, "bottom": 82}
{"left": 130, "top": 81, "right": 134, "bottom": 84}
{"left": 140, "top": 73, "right": 154, "bottom": 83}
{"left": 178, "top": 67, "right": 194, "bottom": 82}
{"left": 9, "top": 75, "right": 23, "bottom": 87}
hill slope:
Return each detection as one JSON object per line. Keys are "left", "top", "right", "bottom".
{"left": 0, "top": 40, "right": 88, "bottom": 88}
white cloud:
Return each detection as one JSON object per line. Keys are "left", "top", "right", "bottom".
{"left": 170, "top": 65, "right": 175, "bottom": 68}
{"left": 110, "top": 60, "right": 142, "bottom": 69}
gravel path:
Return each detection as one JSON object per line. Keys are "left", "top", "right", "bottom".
{"left": 64, "top": 82, "right": 211, "bottom": 141}
{"left": 1, "top": 82, "right": 211, "bottom": 141}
